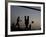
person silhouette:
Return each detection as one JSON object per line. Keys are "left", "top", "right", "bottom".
{"left": 16, "top": 16, "right": 20, "bottom": 30}
{"left": 29, "top": 24, "right": 31, "bottom": 30}
{"left": 24, "top": 16, "right": 29, "bottom": 29}
{"left": 28, "top": 21, "right": 34, "bottom": 30}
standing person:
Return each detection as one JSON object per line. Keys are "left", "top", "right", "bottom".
{"left": 16, "top": 16, "right": 20, "bottom": 30}
{"left": 24, "top": 16, "right": 29, "bottom": 29}
{"left": 28, "top": 24, "right": 31, "bottom": 30}
{"left": 28, "top": 21, "right": 34, "bottom": 30}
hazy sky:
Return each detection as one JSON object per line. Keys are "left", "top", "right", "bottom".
{"left": 11, "top": 5, "right": 41, "bottom": 29}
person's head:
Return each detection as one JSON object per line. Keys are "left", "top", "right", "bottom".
{"left": 32, "top": 21, "right": 34, "bottom": 24}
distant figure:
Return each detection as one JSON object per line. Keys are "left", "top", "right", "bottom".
{"left": 16, "top": 16, "right": 20, "bottom": 28}
{"left": 24, "top": 16, "right": 29, "bottom": 29}
{"left": 32, "top": 21, "right": 34, "bottom": 24}
{"left": 28, "top": 24, "right": 31, "bottom": 30}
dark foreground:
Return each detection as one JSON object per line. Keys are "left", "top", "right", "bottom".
{"left": 11, "top": 24, "right": 41, "bottom": 31}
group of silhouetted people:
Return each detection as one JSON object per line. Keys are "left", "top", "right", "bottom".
{"left": 11, "top": 16, "right": 34, "bottom": 31}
